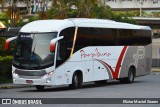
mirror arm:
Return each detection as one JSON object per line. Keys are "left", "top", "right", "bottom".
{"left": 5, "top": 36, "right": 17, "bottom": 50}
{"left": 50, "top": 36, "right": 64, "bottom": 45}
{"left": 50, "top": 36, "right": 64, "bottom": 52}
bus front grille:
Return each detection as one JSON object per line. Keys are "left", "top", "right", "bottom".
{"left": 19, "top": 75, "right": 41, "bottom": 79}
{"left": 15, "top": 69, "right": 47, "bottom": 76}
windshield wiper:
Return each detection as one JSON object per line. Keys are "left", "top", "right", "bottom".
{"left": 13, "top": 60, "right": 29, "bottom": 69}
{"left": 13, "top": 60, "right": 20, "bottom": 66}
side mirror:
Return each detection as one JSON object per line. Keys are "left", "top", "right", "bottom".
{"left": 50, "top": 36, "right": 64, "bottom": 52}
{"left": 4, "top": 36, "right": 17, "bottom": 51}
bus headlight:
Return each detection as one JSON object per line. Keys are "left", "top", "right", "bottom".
{"left": 41, "top": 71, "right": 54, "bottom": 79}
{"left": 13, "top": 73, "right": 19, "bottom": 78}
{"left": 48, "top": 71, "right": 54, "bottom": 77}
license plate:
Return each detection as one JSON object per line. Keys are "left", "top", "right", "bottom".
{"left": 26, "top": 80, "right": 33, "bottom": 84}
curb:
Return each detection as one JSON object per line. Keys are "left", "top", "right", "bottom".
{"left": 0, "top": 86, "right": 14, "bottom": 89}
{"left": 151, "top": 69, "right": 160, "bottom": 75}
{"left": 0, "top": 84, "right": 32, "bottom": 89}
{"left": 151, "top": 72, "right": 160, "bottom": 75}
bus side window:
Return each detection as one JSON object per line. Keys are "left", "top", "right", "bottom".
{"left": 56, "top": 27, "right": 75, "bottom": 67}
{"left": 57, "top": 41, "right": 69, "bottom": 60}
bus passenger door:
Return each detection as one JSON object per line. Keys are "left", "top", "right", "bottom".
{"left": 84, "top": 61, "right": 94, "bottom": 82}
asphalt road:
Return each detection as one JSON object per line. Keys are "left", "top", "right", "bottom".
{"left": 0, "top": 73, "right": 160, "bottom": 107}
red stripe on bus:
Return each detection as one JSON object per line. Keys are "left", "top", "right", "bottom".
{"left": 114, "top": 46, "right": 128, "bottom": 78}
{"left": 98, "top": 46, "right": 128, "bottom": 79}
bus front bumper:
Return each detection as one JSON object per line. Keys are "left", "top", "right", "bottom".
{"left": 13, "top": 77, "right": 54, "bottom": 86}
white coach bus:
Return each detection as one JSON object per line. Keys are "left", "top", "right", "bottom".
{"left": 5, "top": 18, "right": 152, "bottom": 91}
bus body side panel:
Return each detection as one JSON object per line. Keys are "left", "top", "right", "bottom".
{"left": 55, "top": 60, "right": 94, "bottom": 85}
{"left": 64, "top": 45, "right": 151, "bottom": 83}
{"left": 54, "top": 65, "right": 65, "bottom": 85}
{"left": 64, "top": 61, "right": 92, "bottom": 84}
{"left": 119, "top": 45, "right": 151, "bottom": 78}
{"left": 93, "top": 60, "right": 109, "bottom": 81}
{"left": 66, "top": 46, "right": 124, "bottom": 81}
{"left": 145, "top": 44, "right": 152, "bottom": 75}
{"left": 57, "top": 61, "right": 94, "bottom": 85}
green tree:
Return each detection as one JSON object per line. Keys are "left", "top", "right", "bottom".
{"left": 5, "top": 0, "right": 24, "bottom": 27}
{"left": 92, "top": 5, "right": 113, "bottom": 19}
{"left": 47, "top": 0, "right": 72, "bottom": 19}
{"left": 73, "top": 0, "right": 98, "bottom": 18}
{"left": 112, "top": 11, "right": 136, "bottom": 24}
{"left": 36, "top": 0, "right": 136, "bottom": 24}
{"left": 0, "top": 13, "right": 9, "bottom": 27}
{"left": 151, "top": 12, "right": 160, "bottom": 17}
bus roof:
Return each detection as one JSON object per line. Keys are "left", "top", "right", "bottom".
{"left": 20, "top": 18, "right": 151, "bottom": 33}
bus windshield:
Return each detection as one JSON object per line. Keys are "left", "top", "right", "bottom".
{"left": 13, "top": 32, "right": 57, "bottom": 70}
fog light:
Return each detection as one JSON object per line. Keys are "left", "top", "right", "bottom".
{"left": 13, "top": 73, "right": 19, "bottom": 78}
{"left": 46, "top": 78, "right": 51, "bottom": 83}
{"left": 46, "top": 80, "right": 50, "bottom": 83}
{"left": 13, "top": 79, "right": 16, "bottom": 82}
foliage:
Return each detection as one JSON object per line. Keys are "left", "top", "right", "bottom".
{"left": 0, "top": 56, "right": 13, "bottom": 64}
{"left": 0, "top": 55, "right": 13, "bottom": 79}
{"left": 70, "top": 0, "right": 99, "bottom": 18}
{"left": 0, "top": 37, "right": 15, "bottom": 56}
{"left": 1, "top": 0, "right": 160, "bottom": 27}
{"left": 0, "top": 77, "right": 12, "bottom": 84}
{"left": 113, "top": 11, "right": 160, "bottom": 18}
{"left": 44, "top": 0, "right": 136, "bottom": 24}
{"left": 0, "top": 37, "right": 6, "bottom": 54}
{"left": 148, "top": 12, "right": 160, "bottom": 17}
{"left": 67, "top": 9, "right": 78, "bottom": 18}
{"left": 0, "top": 37, "right": 14, "bottom": 79}
{"left": 28, "top": 16, "right": 40, "bottom": 22}
{"left": 16, "top": 19, "right": 28, "bottom": 27}
{"left": 112, "top": 11, "right": 137, "bottom": 24}
{"left": 0, "top": 12, "right": 9, "bottom": 27}
{"left": 92, "top": 5, "right": 113, "bottom": 19}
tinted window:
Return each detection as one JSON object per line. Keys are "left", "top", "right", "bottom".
{"left": 56, "top": 27, "right": 75, "bottom": 67}
{"left": 75, "top": 27, "right": 151, "bottom": 49}
{"left": 75, "top": 27, "right": 115, "bottom": 52}
{"left": 118, "top": 29, "right": 151, "bottom": 45}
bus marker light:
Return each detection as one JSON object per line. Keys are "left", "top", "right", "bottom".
{"left": 50, "top": 43, "right": 56, "bottom": 52}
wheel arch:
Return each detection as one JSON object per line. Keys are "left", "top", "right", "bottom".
{"left": 69, "top": 70, "right": 83, "bottom": 89}
{"left": 73, "top": 70, "right": 83, "bottom": 83}
{"left": 129, "top": 65, "right": 136, "bottom": 77}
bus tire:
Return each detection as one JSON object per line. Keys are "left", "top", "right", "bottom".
{"left": 69, "top": 72, "right": 82, "bottom": 89}
{"left": 120, "top": 67, "right": 135, "bottom": 83}
{"left": 35, "top": 85, "right": 45, "bottom": 91}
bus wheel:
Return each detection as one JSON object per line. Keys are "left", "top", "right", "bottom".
{"left": 35, "top": 85, "right": 45, "bottom": 91}
{"left": 120, "top": 67, "right": 135, "bottom": 83}
{"left": 128, "top": 68, "right": 135, "bottom": 83}
{"left": 69, "top": 73, "right": 82, "bottom": 89}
